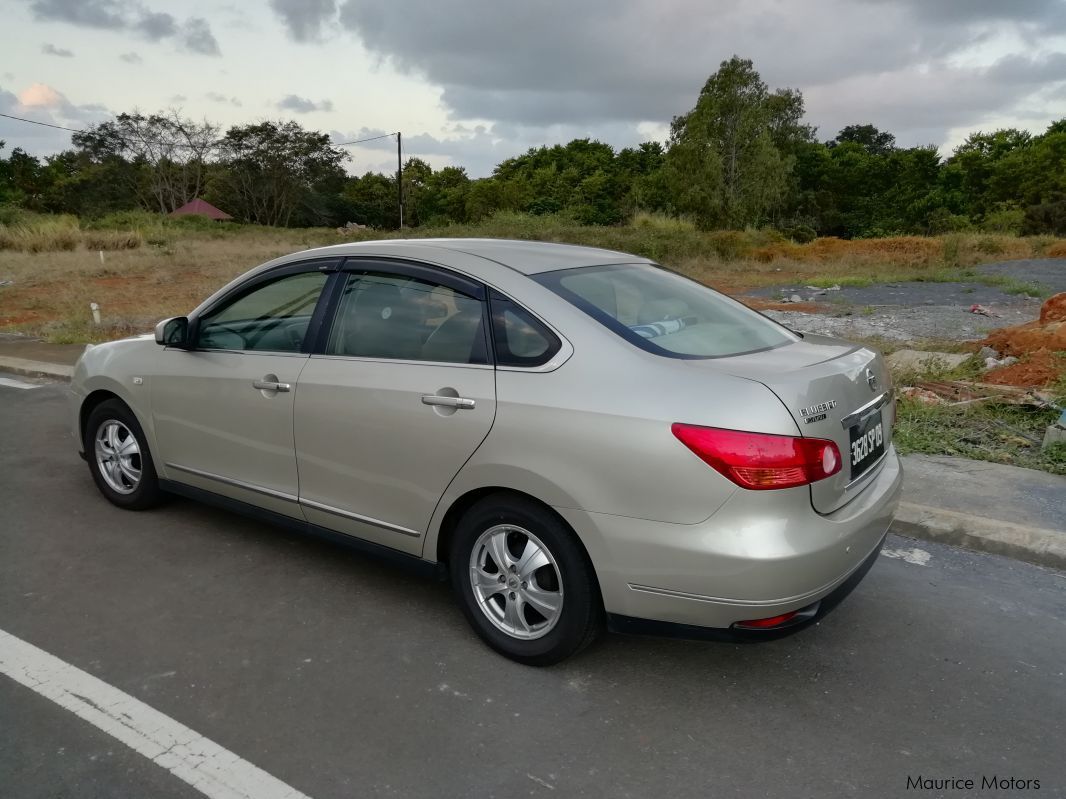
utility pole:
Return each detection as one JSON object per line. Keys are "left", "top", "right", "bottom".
{"left": 396, "top": 131, "right": 403, "bottom": 230}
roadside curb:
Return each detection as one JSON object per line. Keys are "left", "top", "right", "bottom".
{"left": 892, "top": 500, "right": 1066, "bottom": 571}
{"left": 0, "top": 356, "right": 73, "bottom": 381}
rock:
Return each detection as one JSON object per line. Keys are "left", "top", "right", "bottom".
{"left": 790, "top": 294, "right": 802, "bottom": 303}
{"left": 1042, "top": 423, "right": 1066, "bottom": 451}
{"left": 984, "top": 355, "right": 1019, "bottom": 370}
{"left": 978, "top": 346, "right": 1000, "bottom": 361}
{"left": 1039, "top": 292, "right": 1066, "bottom": 324}
{"left": 886, "top": 349, "right": 972, "bottom": 372}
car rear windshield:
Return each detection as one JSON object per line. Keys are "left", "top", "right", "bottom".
{"left": 534, "top": 263, "right": 797, "bottom": 359}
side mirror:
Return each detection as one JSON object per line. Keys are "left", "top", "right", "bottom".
{"left": 155, "top": 316, "right": 190, "bottom": 348}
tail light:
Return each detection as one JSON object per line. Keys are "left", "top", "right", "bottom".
{"left": 671, "top": 423, "right": 841, "bottom": 490}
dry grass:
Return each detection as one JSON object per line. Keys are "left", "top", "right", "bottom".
{"left": 0, "top": 214, "right": 148, "bottom": 253}
{"left": 0, "top": 230, "right": 336, "bottom": 342}
{"left": 1, "top": 213, "right": 1064, "bottom": 344}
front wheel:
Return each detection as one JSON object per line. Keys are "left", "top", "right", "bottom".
{"left": 450, "top": 494, "right": 602, "bottom": 666}
{"left": 84, "top": 399, "right": 163, "bottom": 511}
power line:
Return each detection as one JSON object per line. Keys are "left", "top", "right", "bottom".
{"left": 334, "top": 131, "right": 398, "bottom": 146}
{"left": 0, "top": 112, "right": 84, "bottom": 134}
{"left": 1, "top": 113, "right": 400, "bottom": 153}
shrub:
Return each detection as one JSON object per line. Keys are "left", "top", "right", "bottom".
{"left": 980, "top": 205, "right": 1025, "bottom": 235}
{"left": 1046, "top": 241, "right": 1066, "bottom": 258}
{"left": 705, "top": 230, "right": 751, "bottom": 260}
{"left": 781, "top": 224, "right": 817, "bottom": 244}
{"left": 630, "top": 211, "right": 697, "bottom": 233}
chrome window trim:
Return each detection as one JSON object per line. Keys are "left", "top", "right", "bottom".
{"left": 180, "top": 349, "right": 311, "bottom": 358}
{"left": 308, "top": 354, "right": 494, "bottom": 370}
{"left": 165, "top": 462, "right": 299, "bottom": 503}
{"left": 299, "top": 498, "right": 421, "bottom": 538}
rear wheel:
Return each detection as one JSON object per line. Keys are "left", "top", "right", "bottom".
{"left": 84, "top": 399, "right": 163, "bottom": 510}
{"left": 450, "top": 494, "right": 602, "bottom": 666}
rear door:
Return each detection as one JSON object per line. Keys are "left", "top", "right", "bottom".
{"left": 293, "top": 260, "right": 496, "bottom": 555}
{"left": 711, "top": 335, "right": 894, "bottom": 514}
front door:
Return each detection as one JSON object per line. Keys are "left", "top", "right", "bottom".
{"left": 294, "top": 263, "right": 496, "bottom": 555}
{"left": 152, "top": 267, "right": 332, "bottom": 518}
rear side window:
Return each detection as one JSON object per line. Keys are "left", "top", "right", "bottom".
{"left": 489, "top": 290, "right": 560, "bottom": 368}
{"left": 534, "top": 263, "right": 796, "bottom": 359}
{"left": 326, "top": 272, "right": 488, "bottom": 364}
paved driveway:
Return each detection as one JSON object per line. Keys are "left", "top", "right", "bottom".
{"left": 2, "top": 382, "right": 1064, "bottom": 798}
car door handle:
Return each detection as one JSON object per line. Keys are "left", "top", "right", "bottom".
{"left": 253, "top": 379, "right": 291, "bottom": 392}
{"left": 421, "top": 394, "right": 475, "bottom": 410}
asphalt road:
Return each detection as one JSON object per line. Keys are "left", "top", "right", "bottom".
{"left": 2, "top": 382, "right": 1065, "bottom": 799}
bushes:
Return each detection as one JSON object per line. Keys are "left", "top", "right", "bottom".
{"left": 781, "top": 224, "right": 817, "bottom": 243}
{"left": 0, "top": 213, "right": 144, "bottom": 252}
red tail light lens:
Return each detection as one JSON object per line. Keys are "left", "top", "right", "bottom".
{"left": 671, "top": 423, "right": 841, "bottom": 490}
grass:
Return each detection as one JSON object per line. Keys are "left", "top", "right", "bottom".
{"left": 894, "top": 400, "right": 1066, "bottom": 475}
{"left": 1, "top": 210, "right": 1065, "bottom": 343}
{"left": 888, "top": 353, "right": 1066, "bottom": 476}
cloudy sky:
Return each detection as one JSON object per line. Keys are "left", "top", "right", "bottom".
{"left": 1, "top": 0, "right": 1065, "bottom": 176}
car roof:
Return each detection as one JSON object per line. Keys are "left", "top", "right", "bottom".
{"left": 304, "top": 238, "right": 647, "bottom": 275}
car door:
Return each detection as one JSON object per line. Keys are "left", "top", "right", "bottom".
{"left": 151, "top": 261, "right": 336, "bottom": 519}
{"left": 294, "top": 260, "right": 497, "bottom": 555}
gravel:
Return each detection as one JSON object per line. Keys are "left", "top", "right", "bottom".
{"left": 752, "top": 258, "right": 1066, "bottom": 343}
{"left": 763, "top": 305, "right": 1036, "bottom": 342}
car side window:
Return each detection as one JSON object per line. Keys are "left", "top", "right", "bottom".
{"left": 489, "top": 289, "right": 561, "bottom": 368}
{"left": 326, "top": 271, "right": 489, "bottom": 364}
{"left": 197, "top": 271, "right": 329, "bottom": 352}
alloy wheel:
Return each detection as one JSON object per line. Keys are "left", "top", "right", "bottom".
{"left": 468, "top": 524, "right": 564, "bottom": 640}
{"left": 94, "top": 419, "right": 142, "bottom": 495}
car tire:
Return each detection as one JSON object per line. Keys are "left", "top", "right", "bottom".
{"left": 84, "top": 399, "right": 163, "bottom": 511}
{"left": 450, "top": 493, "right": 603, "bottom": 666}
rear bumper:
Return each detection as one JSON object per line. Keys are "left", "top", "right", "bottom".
{"left": 607, "top": 531, "right": 886, "bottom": 642}
{"left": 556, "top": 446, "right": 903, "bottom": 633}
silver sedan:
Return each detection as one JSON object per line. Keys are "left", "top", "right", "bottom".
{"left": 71, "top": 239, "right": 902, "bottom": 665}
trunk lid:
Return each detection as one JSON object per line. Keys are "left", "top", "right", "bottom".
{"left": 707, "top": 333, "right": 894, "bottom": 513}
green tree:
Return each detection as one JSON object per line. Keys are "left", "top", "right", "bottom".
{"left": 833, "top": 124, "right": 896, "bottom": 156}
{"left": 213, "top": 121, "right": 348, "bottom": 226}
{"left": 666, "top": 56, "right": 804, "bottom": 228}
{"left": 73, "top": 111, "right": 218, "bottom": 213}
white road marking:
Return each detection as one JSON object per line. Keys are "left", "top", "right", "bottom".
{"left": 0, "top": 628, "right": 312, "bottom": 799}
{"left": 0, "top": 377, "right": 41, "bottom": 389}
{"left": 881, "top": 547, "right": 932, "bottom": 566}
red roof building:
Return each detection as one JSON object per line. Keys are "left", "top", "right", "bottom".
{"left": 169, "top": 198, "right": 233, "bottom": 221}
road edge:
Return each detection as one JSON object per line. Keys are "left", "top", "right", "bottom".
{"left": 893, "top": 500, "right": 1066, "bottom": 571}
{"left": 0, "top": 356, "right": 73, "bottom": 381}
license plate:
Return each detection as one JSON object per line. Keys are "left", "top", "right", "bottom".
{"left": 848, "top": 410, "right": 885, "bottom": 479}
